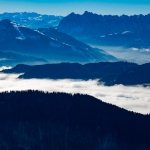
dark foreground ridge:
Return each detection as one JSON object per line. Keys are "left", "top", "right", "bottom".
{"left": 3, "top": 62, "right": 150, "bottom": 85}
{"left": 0, "top": 91, "right": 150, "bottom": 150}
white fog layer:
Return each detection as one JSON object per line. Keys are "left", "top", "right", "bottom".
{"left": 91, "top": 45, "right": 150, "bottom": 64}
{"left": 0, "top": 71, "right": 150, "bottom": 114}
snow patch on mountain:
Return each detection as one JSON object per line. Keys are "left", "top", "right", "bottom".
{"left": 121, "top": 31, "right": 132, "bottom": 35}
{"left": 11, "top": 22, "right": 26, "bottom": 40}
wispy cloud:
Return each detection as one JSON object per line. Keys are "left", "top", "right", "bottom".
{"left": 0, "top": 70, "right": 149, "bottom": 114}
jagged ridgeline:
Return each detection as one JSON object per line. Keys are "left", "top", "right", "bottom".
{"left": 0, "top": 91, "right": 150, "bottom": 150}
{"left": 58, "top": 12, "right": 150, "bottom": 48}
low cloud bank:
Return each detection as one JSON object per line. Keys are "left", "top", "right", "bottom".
{"left": 93, "top": 45, "right": 150, "bottom": 64}
{"left": 0, "top": 71, "right": 150, "bottom": 114}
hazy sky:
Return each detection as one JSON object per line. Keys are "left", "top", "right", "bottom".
{"left": 0, "top": 0, "right": 149, "bottom": 16}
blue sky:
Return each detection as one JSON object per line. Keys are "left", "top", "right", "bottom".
{"left": 0, "top": 0, "right": 149, "bottom": 16}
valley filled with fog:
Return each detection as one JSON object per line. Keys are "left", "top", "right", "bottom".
{"left": 0, "top": 69, "right": 149, "bottom": 114}
{"left": 91, "top": 45, "right": 150, "bottom": 64}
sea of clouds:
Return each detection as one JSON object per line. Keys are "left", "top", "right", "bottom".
{"left": 0, "top": 67, "right": 150, "bottom": 114}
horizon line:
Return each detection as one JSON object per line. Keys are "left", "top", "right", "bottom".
{"left": 0, "top": 11, "right": 150, "bottom": 17}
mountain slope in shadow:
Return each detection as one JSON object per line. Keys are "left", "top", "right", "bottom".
{"left": 0, "top": 91, "right": 149, "bottom": 150}
{"left": 0, "top": 19, "right": 117, "bottom": 64}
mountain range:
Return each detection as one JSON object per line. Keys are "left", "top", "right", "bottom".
{"left": 0, "top": 12, "right": 63, "bottom": 29}
{"left": 58, "top": 11, "right": 150, "bottom": 48}
{"left": 0, "top": 19, "right": 117, "bottom": 65}
{"left": 1, "top": 12, "right": 150, "bottom": 49}
{"left": 3, "top": 62, "right": 150, "bottom": 86}
{"left": 0, "top": 91, "right": 149, "bottom": 150}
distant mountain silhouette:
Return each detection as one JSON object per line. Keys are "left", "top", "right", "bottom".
{"left": 3, "top": 62, "right": 150, "bottom": 85}
{"left": 0, "top": 91, "right": 149, "bottom": 150}
{"left": 0, "top": 19, "right": 117, "bottom": 64}
{"left": 58, "top": 12, "right": 150, "bottom": 48}
{"left": 0, "top": 12, "right": 63, "bottom": 28}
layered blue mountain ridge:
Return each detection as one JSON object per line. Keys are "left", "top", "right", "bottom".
{"left": 0, "top": 19, "right": 117, "bottom": 65}
{"left": 58, "top": 11, "right": 150, "bottom": 48}
{"left": 3, "top": 62, "right": 150, "bottom": 86}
